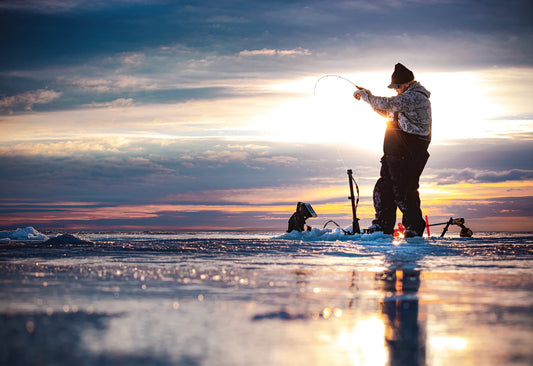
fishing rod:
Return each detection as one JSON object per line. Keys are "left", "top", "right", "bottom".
{"left": 313, "top": 74, "right": 362, "bottom": 95}
{"left": 347, "top": 169, "right": 361, "bottom": 234}
{"left": 322, "top": 169, "right": 360, "bottom": 234}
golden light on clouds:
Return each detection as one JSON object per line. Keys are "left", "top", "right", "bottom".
{"left": 420, "top": 180, "right": 533, "bottom": 201}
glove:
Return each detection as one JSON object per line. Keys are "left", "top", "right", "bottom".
{"left": 353, "top": 87, "right": 370, "bottom": 100}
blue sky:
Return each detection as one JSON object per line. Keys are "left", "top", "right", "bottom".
{"left": 1, "top": 0, "right": 532, "bottom": 232}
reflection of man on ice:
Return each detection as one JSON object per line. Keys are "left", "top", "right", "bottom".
{"left": 354, "top": 63, "right": 432, "bottom": 237}
{"left": 377, "top": 267, "right": 426, "bottom": 365}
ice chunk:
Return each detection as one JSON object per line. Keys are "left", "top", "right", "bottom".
{"left": 43, "top": 234, "right": 93, "bottom": 245}
{"left": 0, "top": 227, "right": 49, "bottom": 241}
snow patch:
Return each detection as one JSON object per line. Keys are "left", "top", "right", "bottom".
{"left": 277, "top": 227, "right": 392, "bottom": 242}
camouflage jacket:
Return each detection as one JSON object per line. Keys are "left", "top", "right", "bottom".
{"left": 360, "top": 82, "right": 432, "bottom": 137}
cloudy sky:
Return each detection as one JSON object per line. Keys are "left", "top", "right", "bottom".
{"left": 1, "top": 0, "right": 532, "bottom": 232}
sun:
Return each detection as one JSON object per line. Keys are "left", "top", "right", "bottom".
{"left": 257, "top": 76, "right": 388, "bottom": 150}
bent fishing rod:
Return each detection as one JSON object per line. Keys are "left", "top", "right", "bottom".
{"left": 313, "top": 74, "right": 364, "bottom": 96}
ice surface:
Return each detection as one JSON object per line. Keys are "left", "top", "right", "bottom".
{"left": 0, "top": 231, "right": 532, "bottom": 366}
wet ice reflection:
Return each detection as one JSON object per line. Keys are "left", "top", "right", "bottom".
{"left": 335, "top": 317, "right": 387, "bottom": 366}
{"left": 376, "top": 267, "right": 425, "bottom": 366}
{"left": 429, "top": 336, "right": 467, "bottom": 352}
{"left": 0, "top": 233, "right": 532, "bottom": 365}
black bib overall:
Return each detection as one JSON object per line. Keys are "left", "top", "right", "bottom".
{"left": 372, "top": 112, "right": 430, "bottom": 235}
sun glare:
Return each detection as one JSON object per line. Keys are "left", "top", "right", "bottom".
{"left": 335, "top": 317, "right": 387, "bottom": 366}
{"left": 257, "top": 76, "right": 387, "bottom": 150}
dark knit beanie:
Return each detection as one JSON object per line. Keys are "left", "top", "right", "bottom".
{"left": 388, "top": 63, "right": 414, "bottom": 88}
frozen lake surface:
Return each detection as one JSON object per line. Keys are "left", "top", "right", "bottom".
{"left": 1, "top": 229, "right": 532, "bottom": 365}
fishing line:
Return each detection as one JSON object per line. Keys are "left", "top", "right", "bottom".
{"left": 313, "top": 74, "right": 358, "bottom": 172}
{"left": 335, "top": 145, "right": 348, "bottom": 171}
{"left": 314, "top": 74, "right": 364, "bottom": 233}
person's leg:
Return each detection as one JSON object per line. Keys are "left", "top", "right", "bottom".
{"left": 394, "top": 152, "right": 429, "bottom": 236}
{"left": 402, "top": 188, "right": 426, "bottom": 235}
{"left": 401, "top": 192, "right": 426, "bottom": 236}
{"left": 372, "top": 156, "right": 397, "bottom": 234}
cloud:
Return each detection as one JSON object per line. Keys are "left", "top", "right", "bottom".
{"left": 432, "top": 169, "right": 533, "bottom": 185}
{"left": 178, "top": 147, "right": 301, "bottom": 166}
{"left": 2, "top": 0, "right": 532, "bottom": 73}
{"left": 434, "top": 196, "right": 533, "bottom": 220}
{"left": 2, "top": 0, "right": 532, "bottom": 114}
{"left": 84, "top": 98, "right": 134, "bottom": 108}
{"left": 0, "top": 89, "right": 62, "bottom": 111}
{"left": 0, "top": 0, "right": 157, "bottom": 14}
{"left": 191, "top": 150, "right": 250, "bottom": 164}
{"left": 0, "top": 201, "right": 294, "bottom": 231}
{"left": 0, "top": 138, "right": 349, "bottom": 203}
{"left": 239, "top": 48, "right": 311, "bottom": 57}
{"left": 428, "top": 137, "right": 533, "bottom": 171}
{"left": 0, "top": 0, "right": 84, "bottom": 13}
{"left": 0, "top": 138, "right": 130, "bottom": 156}
{"left": 1, "top": 136, "right": 531, "bottom": 231}
{"left": 68, "top": 78, "right": 112, "bottom": 93}
{"left": 66, "top": 74, "right": 156, "bottom": 93}
{"left": 161, "top": 183, "right": 348, "bottom": 206}
{"left": 119, "top": 52, "right": 145, "bottom": 66}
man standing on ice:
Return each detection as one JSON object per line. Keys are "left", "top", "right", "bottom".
{"left": 353, "top": 63, "right": 431, "bottom": 237}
